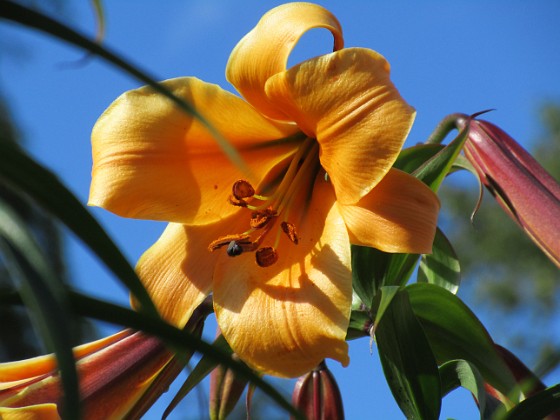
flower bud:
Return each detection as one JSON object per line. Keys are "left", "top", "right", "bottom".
{"left": 0, "top": 330, "right": 173, "bottom": 419}
{"left": 0, "top": 298, "right": 212, "bottom": 419}
{"left": 209, "top": 353, "right": 249, "bottom": 420}
{"left": 459, "top": 116, "right": 560, "bottom": 267}
{"left": 291, "top": 361, "right": 344, "bottom": 420}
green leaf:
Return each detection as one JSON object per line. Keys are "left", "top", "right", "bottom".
{"left": 440, "top": 360, "right": 504, "bottom": 420}
{"left": 351, "top": 245, "right": 384, "bottom": 306}
{"left": 66, "top": 291, "right": 304, "bottom": 420}
{"left": 163, "top": 335, "right": 233, "bottom": 419}
{"left": 0, "top": 200, "right": 80, "bottom": 419}
{"left": 417, "top": 228, "right": 461, "bottom": 294}
{"left": 351, "top": 245, "right": 420, "bottom": 308}
{"left": 394, "top": 144, "right": 445, "bottom": 174}
{"left": 502, "top": 383, "right": 560, "bottom": 420}
{"left": 407, "top": 283, "right": 517, "bottom": 398}
{"left": 376, "top": 289, "right": 441, "bottom": 420}
{"left": 412, "top": 122, "right": 470, "bottom": 192}
{"left": 0, "top": 141, "right": 158, "bottom": 318}
{"left": 346, "top": 309, "right": 372, "bottom": 340}
{"left": 371, "top": 285, "right": 400, "bottom": 333}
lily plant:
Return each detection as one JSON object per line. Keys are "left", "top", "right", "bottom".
{"left": 4, "top": 2, "right": 558, "bottom": 419}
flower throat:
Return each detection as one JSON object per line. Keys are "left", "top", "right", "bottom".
{"left": 208, "top": 137, "right": 319, "bottom": 267}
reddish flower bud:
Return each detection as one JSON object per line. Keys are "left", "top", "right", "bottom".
{"left": 209, "top": 353, "right": 249, "bottom": 420}
{"left": 0, "top": 330, "right": 174, "bottom": 419}
{"left": 459, "top": 116, "right": 560, "bottom": 267}
{"left": 0, "top": 298, "right": 211, "bottom": 419}
{"left": 291, "top": 362, "right": 344, "bottom": 420}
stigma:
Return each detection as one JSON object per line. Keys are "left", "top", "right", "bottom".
{"left": 208, "top": 138, "right": 319, "bottom": 267}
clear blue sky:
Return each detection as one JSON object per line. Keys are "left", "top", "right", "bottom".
{"left": 2, "top": 1, "right": 560, "bottom": 418}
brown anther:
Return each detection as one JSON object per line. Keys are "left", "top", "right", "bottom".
{"left": 250, "top": 208, "right": 277, "bottom": 229}
{"left": 255, "top": 247, "right": 278, "bottom": 267}
{"left": 232, "top": 180, "right": 255, "bottom": 200}
{"left": 208, "top": 234, "right": 251, "bottom": 252}
{"left": 228, "top": 195, "right": 248, "bottom": 207}
{"left": 281, "top": 221, "right": 299, "bottom": 245}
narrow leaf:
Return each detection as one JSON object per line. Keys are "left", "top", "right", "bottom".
{"left": 407, "top": 283, "right": 517, "bottom": 398}
{"left": 502, "top": 383, "right": 560, "bottom": 420}
{"left": 394, "top": 144, "right": 445, "bottom": 174}
{"left": 163, "top": 335, "right": 232, "bottom": 419}
{"left": 440, "top": 360, "right": 504, "bottom": 420}
{"left": 0, "top": 0, "right": 250, "bottom": 175}
{"left": 417, "top": 228, "right": 461, "bottom": 294}
{"left": 371, "top": 285, "right": 400, "bottom": 334}
{"left": 351, "top": 245, "right": 420, "bottom": 308}
{"left": 0, "top": 200, "right": 80, "bottom": 419}
{"left": 0, "top": 141, "right": 158, "bottom": 318}
{"left": 412, "top": 122, "right": 470, "bottom": 192}
{"left": 376, "top": 289, "right": 441, "bottom": 420}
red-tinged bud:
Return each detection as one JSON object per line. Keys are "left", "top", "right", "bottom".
{"left": 209, "top": 353, "right": 249, "bottom": 420}
{"left": 0, "top": 298, "right": 212, "bottom": 419}
{"left": 291, "top": 361, "right": 344, "bottom": 420}
{"left": 0, "top": 330, "right": 172, "bottom": 420}
{"left": 458, "top": 116, "right": 560, "bottom": 268}
{"left": 126, "top": 297, "right": 211, "bottom": 419}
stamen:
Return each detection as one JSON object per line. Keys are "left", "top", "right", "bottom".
{"left": 276, "top": 142, "right": 319, "bottom": 215}
{"left": 232, "top": 179, "right": 255, "bottom": 199}
{"left": 209, "top": 137, "right": 319, "bottom": 267}
{"left": 281, "top": 221, "right": 299, "bottom": 245}
{"left": 250, "top": 208, "right": 277, "bottom": 229}
{"left": 226, "top": 241, "right": 243, "bottom": 257}
{"left": 228, "top": 196, "right": 248, "bottom": 207}
{"left": 255, "top": 247, "right": 278, "bottom": 267}
{"left": 208, "top": 234, "right": 251, "bottom": 252}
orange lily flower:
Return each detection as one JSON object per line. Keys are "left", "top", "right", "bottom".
{"left": 89, "top": 3, "right": 439, "bottom": 377}
{"left": 0, "top": 330, "right": 177, "bottom": 419}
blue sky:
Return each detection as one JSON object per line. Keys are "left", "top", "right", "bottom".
{"left": 2, "top": 1, "right": 560, "bottom": 418}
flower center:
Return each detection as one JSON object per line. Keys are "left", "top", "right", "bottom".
{"left": 208, "top": 137, "right": 319, "bottom": 267}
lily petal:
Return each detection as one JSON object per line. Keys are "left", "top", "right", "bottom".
{"left": 213, "top": 175, "right": 352, "bottom": 377}
{"left": 339, "top": 169, "right": 439, "bottom": 254}
{"left": 226, "top": 2, "right": 343, "bottom": 121}
{"left": 90, "top": 77, "right": 299, "bottom": 224}
{"left": 134, "top": 215, "right": 251, "bottom": 327}
{"left": 265, "top": 48, "right": 416, "bottom": 205}
{"left": 0, "top": 404, "right": 59, "bottom": 419}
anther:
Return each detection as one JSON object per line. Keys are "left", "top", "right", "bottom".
{"left": 255, "top": 247, "right": 279, "bottom": 267}
{"left": 228, "top": 196, "right": 248, "bottom": 207}
{"left": 226, "top": 241, "right": 243, "bottom": 257}
{"left": 281, "top": 221, "right": 299, "bottom": 244}
{"left": 250, "top": 208, "right": 277, "bottom": 229}
{"left": 208, "top": 234, "right": 251, "bottom": 252}
{"left": 232, "top": 180, "right": 255, "bottom": 200}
